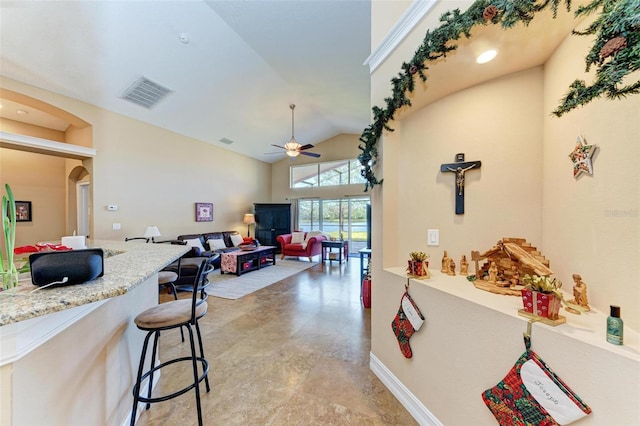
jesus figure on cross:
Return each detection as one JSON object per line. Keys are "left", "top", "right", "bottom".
{"left": 446, "top": 164, "right": 477, "bottom": 196}
{"left": 440, "top": 153, "right": 482, "bottom": 215}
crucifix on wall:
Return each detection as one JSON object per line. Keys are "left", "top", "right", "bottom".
{"left": 440, "top": 153, "right": 481, "bottom": 215}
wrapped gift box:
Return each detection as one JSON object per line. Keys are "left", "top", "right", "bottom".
{"left": 521, "top": 289, "right": 561, "bottom": 320}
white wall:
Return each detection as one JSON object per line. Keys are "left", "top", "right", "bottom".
{"left": 0, "top": 77, "right": 272, "bottom": 242}
{"left": 542, "top": 29, "right": 639, "bottom": 331}
{"left": 394, "top": 67, "right": 544, "bottom": 264}
{"left": 88, "top": 109, "right": 272, "bottom": 239}
{"left": 0, "top": 148, "right": 66, "bottom": 246}
{"left": 368, "top": 3, "right": 639, "bottom": 425}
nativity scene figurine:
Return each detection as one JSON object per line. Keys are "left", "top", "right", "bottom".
{"left": 470, "top": 237, "right": 552, "bottom": 296}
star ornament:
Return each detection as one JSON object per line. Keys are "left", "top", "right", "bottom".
{"left": 569, "top": 135, "right": 597, "bottom": 179}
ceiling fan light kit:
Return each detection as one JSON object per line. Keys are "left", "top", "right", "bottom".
{"left": 285, "top": 142, "right": 300, "bottom": 157}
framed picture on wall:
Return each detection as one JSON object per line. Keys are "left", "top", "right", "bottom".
{"left": 14, "top": 201, "right": 32, "bottom": 222}
{"left": 195, "top": 202, "right": 213, "bottom": 222}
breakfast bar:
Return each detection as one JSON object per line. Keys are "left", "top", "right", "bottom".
{"left": 0, "top": 240, "right": 189, "bottom": 426}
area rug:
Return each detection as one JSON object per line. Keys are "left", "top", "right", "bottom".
{"left": 205, "top": 259, "right": 316, "bottom": 300}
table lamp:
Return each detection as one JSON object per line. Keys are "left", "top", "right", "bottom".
{"left": 144, "top": 226, "right": 161, "bottom": 243}
{"left": 243, "top": 214, "right": 255, "bottom": 237}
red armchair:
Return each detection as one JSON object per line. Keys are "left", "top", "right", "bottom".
{"left": 277, "top": 232, "right": 327, "bottom": 262}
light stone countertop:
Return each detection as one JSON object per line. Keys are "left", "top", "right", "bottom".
{"left": 0, "top": 240, "right": 189, "bottom": 326}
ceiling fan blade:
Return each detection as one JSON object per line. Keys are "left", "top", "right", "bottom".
{"left": 271, "top": 144, "right": 287, "bottom": 150}
{"left": 300, "top": 151, "right": 321, "bottom": 158}
{"left": 298, "top": 144, "right": 314, "bottom": 151}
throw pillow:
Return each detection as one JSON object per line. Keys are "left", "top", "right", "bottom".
{"left": 208, "top": 238, "right": 227, "bottom": 250}
{"left": 230, "top": 234, "right": 244, "bottom": 247}
{"left": 184, "top": 238, "right": 205, "bottom": 252}
{"left": 304, "top": 231, "right": 323, "bottom": 242}
{"left": 291, "top": 231, "right": 305, "bottom": 244}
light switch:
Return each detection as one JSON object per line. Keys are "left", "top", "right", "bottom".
{"left": 112, "top": 223, "right": 121, "bottom": 230}
{"left": 427, "top": 229, "right": 439, "bottom": 246}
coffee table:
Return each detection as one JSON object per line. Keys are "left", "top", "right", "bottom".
{"left": 220, "top": 246, "right": 276, "bottom": 276}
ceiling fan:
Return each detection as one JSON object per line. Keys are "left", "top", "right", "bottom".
{"left": 271, "top": 104, "right": 321, "bottom": 158}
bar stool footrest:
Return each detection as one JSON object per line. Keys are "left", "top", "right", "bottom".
{"left": 133, "top": 356, "right": 210, "bottom": 404}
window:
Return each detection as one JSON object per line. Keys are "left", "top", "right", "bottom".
{"left": 290, "top": 159, "right": 366, "bottom": 188}
{"left": 297, "top": 197, "right": 370, "bottom": 254}
{"left": 298, "top": 199, "right": 320, "bottom": 229}
{"left": 291, "top": 164, "right": 319, "bottom": 188}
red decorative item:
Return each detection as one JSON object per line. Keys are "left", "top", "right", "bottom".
{"left": 14, "top": 245, "right": 39, "bottom": 255}
{"left": 483, "top": 336, "right": 592, "bottom": 425}
{"left": 391, "top": 291, "right": 425, "bottom": 358}
{"left": 407, "top": 260, "right": 429, "bottom": 277}
{"left": 407, "top": 260, "right": 429, "bottom": 278}
{"left": 521, "top": 289, "right": 561, "bottom": 320}
{"left": 14, "top": 243, "right": 72, "bottom": 255}
{"left": 409, "top": 65, "right": 418, "bottom": 75}
{"left": 361, "top": 278, "right": 371, "bottom": 308}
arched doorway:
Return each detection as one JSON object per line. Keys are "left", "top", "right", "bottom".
{"left": 1, "top": 89, "right": 95, "bottom": 242}
{"left": 68, "top": 166, "right": 91, "bottom": 238}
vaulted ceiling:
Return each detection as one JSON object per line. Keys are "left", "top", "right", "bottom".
{"left": 1, "top": 1, "right": 586, "bottom": 164}
{"left": 0, "top": 0, "right": 372, "bottom": 163}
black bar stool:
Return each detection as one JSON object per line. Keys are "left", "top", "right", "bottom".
{"left": 158, "top": 259, "right": 184, "bottom": 341}
{"left": 158, "top": 270, "right": 179, "bottom": 300}
{"left": 130, "top": 257, "right": 216, "bottom": 426}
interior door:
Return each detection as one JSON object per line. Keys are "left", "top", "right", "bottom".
{"left": 76, "top": 181, "right": 90, "bottom": 237}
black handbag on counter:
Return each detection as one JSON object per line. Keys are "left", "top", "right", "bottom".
{"left": 29, "top": 248, "right": 104, "bottom": 287}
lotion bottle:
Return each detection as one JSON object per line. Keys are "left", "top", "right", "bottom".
{"left": 606, "top": 305, "right": 623, "bottom": 345}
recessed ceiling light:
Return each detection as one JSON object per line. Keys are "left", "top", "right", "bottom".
{"left": 477, "top": 49, "right": 497, "bottom": 64}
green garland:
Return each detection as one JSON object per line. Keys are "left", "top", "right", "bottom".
{"left": 358, "top": 0, "right": 639, "bottom": 191}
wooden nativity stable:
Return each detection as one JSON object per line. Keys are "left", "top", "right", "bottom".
{"left": 471, "top": 237, "right": 553, "bottom": 295}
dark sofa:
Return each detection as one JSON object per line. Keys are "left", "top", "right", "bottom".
{"left": 166, "top": 231, "right": 252, "bottom": 287}
{"left": 177, "top": 231, "right": 250, "bottom": 257}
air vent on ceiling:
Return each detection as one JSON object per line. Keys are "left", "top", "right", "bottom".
{"left": 219, "top": 137, "right": 234, "bottom": 145}
{"left": 120, "top": 76, "right": 172, "bottom": 109}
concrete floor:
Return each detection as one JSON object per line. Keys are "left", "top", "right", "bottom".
{"left": 134, "top": 257, "right": 417, "bottom": 425}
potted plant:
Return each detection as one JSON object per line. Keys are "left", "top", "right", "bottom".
{"left": 1, "top": 184, "right": 19, "bottom": 289}
{"left": 521, "top": 274, "right": 563, "bottom": 320}
{"left": 407, "top": 251, "right": 429, "bottom": 278}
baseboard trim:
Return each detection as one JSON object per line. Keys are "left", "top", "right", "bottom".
{"left": 369, "top": 352, "right": 443, "bottom": 426}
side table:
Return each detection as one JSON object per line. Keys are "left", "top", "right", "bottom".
{"left": 322, "top": 240, "right": 349, "bottom": 264}
{"left": 359, "top": 248, "right": 371, "bottom": 284}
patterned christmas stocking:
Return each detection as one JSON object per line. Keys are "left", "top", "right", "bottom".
{"left": 482, "top": 336, "right": 591, "bottom": 425}
{"left": 391, "top": 291, "right": 425, "bottom": 358}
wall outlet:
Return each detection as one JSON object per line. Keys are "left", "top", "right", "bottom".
{"left": 107, "top": 205, "right": 118, "bottom": 211}
{"left": 427, "top": 229, "right": 439, "bottom": 246}
{"left": 112, "top": 223, "right": 121, "bottom": 230}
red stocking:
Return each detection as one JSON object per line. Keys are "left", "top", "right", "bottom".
{"left": 391, "top": 291, "right": 425, "bottom": 358}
